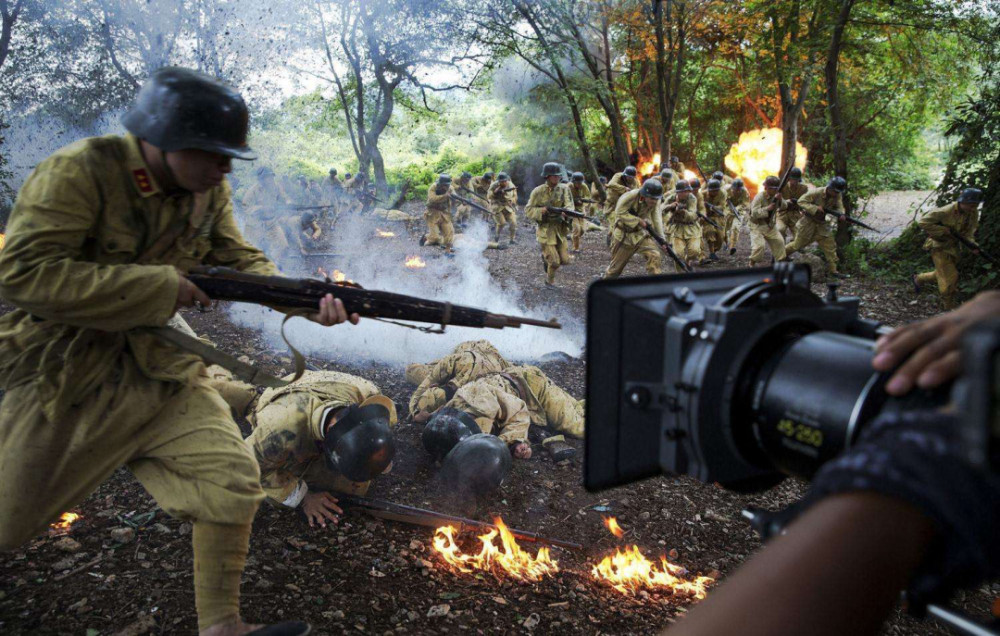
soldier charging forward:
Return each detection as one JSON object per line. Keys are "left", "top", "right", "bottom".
{"left": 423, "top": 173, "right": 456, "bottom": 255}
{"left": 605, "top": 178, "right": 667, "bottom": 277}
{"left": 725, "top": 178, "right": 750, "bottom": 254}
{"left": 748, "top": 175, "right": 790, "bottom": 267}
{"left": 489, "top": 172, "right": 518, "bottom": 246}
{"left": 525, "top": 162, "right": 576, "bottom": 288}
{"left": 914, "top": 187, "right": 985, "bottom": 309}
{"left": 784, "top": 177, "right": 849, "bottom": 278}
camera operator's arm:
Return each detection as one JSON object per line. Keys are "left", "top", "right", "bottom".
{"left": 873, "top": 290, "right": 1000, "bottom": 395}
{"left": 667, "top": 493, "right": 934, "bottom": 636}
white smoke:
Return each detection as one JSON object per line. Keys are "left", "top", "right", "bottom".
{"left": 5, "top": 112, "right": 126, "bottom": 188}
{"left": 225, "top": 208, "right": 583, "bottom": 366}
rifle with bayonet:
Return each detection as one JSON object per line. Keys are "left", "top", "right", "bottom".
{"left": 450, "top": 193, "right": 492, "bottom": 216}
{"left": 768, "top": 164, "right": 797, "bottom": 224}
{"left": 725, "top": 198, "right": 744, "bottom": 223}
{"left": 186, "top": 266, "right": 561, "bottom": 331}
{"left": 697, "top": 211, "right": 723, "bottom": 230}
{"left": 335, "top": 494, "right": 582, "bottom": 551}
{"left": 459, "top": 186, "right": 489, "bottom": 202}
{"left": 545, "top": 206, "right": 602, "bottom": 224}
{"left": 823, "top": 209, "right": 879, "bottom": 233}
{"left": 937, "top": 224, "right": 999, "bottom": 266}
{"left": 643, "top": 226, "right": 692, "bottom": 273}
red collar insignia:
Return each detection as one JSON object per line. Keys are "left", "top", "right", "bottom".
{"left": 132, "top": 169, "right": 154, "bottom": 194}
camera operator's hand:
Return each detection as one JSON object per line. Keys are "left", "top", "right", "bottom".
{"left": 873, "top": 290, "right": 1000, "bottom": 395}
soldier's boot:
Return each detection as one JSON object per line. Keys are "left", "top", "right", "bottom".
{"left": 942, "top": 294, "right": 957, "bottom": 311}
{"left": 541, "top": 435, "right": 576, "bottom": 461}
{"left": 911, "top": 274, "right": 922, "bottom": 294}
{"left": 545, "top": 265, "right": 558, "bottom": 288}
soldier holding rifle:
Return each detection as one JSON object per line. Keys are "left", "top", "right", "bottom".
{"left": 914, "top": 188, "right": 985, "bottom": 309}
{"left": 605, "top": 178, "right": 667, "bottom": 277}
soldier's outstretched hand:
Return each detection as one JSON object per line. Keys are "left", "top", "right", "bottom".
{"left": 301, "top": 491, "right": 344, "bottom": 528}
{"left": 873, "top": 290, "right": 1000, "bottom": 395}
{"left": 308, "top": 293, "right": 360, "bottom": 326}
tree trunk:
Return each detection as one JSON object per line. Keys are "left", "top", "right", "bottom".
{"left": 0, "top": 0, "right": 20, "bottom": 72}
{"left": 826, "top": 0, "right": 856, "bottom": 248}
{"left": 653, "top": 0, "right": 671, "bottom": 161}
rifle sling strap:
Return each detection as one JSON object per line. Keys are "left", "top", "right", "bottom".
{"left": 147, "top": 326, "right": 289, "bottom": 388}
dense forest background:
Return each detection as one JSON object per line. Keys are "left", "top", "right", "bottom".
{"left": 1, "top": 0, "right": 998, "bottom": 286}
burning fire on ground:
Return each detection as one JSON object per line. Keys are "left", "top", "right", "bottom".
{"left": 49, "top": 512, "right": 81, "bottom": 534}
{"left": 591, "top": 517, "right": 715, "bottom": 598}
{"left": 724, "top": 127, "right": 807, "bottom": 190}
{"left": 316, "top": 266, "right": 350, "bottom": 283}
{"left": 375, "top": 229, "right": 396, "bottom": 238}
{"left": 404, "top": 255, "right": 426, "bottom": 269}
{"left": 432, "top": 518, "right": 560, "bottom": 582}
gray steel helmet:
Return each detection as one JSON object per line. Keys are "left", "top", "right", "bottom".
{"left": 712, "top": 171, "right": 725, "bottom": 181}
{"left": 541, "top": 162, "right": 562, "bottom": 178}
{"left": 670, "top": 155, "right": 680, "bottom": 163}
{"left": 707, "top": 179, "right": 722, "bottom": 191}
{"left": 422, "top": 407, "right": 480, "bottom": 462}
{"left": 958, "top": 187, "right": 984, "bottom": 204}
{"left": 439, "top": 433, "right": 512, "bottom": 497}
{"left": 689, "top": 178, "right": 701, "bottom": 189}
{"left": 659, "top": 168, "right": 674, "bottom": 181}
{"left": 329, "top": 168, "right": 337, "bottom": 176}
{"left": 764, "top": 175, "right": 781, "bottom": 188}
{"left": 497, "top": 171, "right": 510, "bottom": 182}
{"left": 460, "top": 171, "right": 472, "bottom": 180}
{"left": 732, "top": 178, "right": 744, "bottom": 188}
{"left": 122, "top": 67, "right": 255, "bottom": 160}
{"left": 571, "top": 171, "right": 585, "bottom": 182}
{"left": 438, "top": 173, "right": 452, "bottom": 185}
{"left": 599, "top": 175, "right": 607, "bottom": 184}
{"left": 484, "top": 171, "right": 495, "bottom": 179}
{"left": 827, "top": 176, "right": 848, "bottom": 193}
{"left": 788, "top": 167, "right": 803, "bottom": 180}
{"left": 323, "top": 403, "right": 396, "bottom": 482}
{"left": 256, "top": 166, "right": 275, "bottom": 179}
{"left": 301, "top": 211, "right": 317, "bottom": 226}
{"left": 639, "top": 178, "right": 664, "bottom": 199}
{"left": 675, "top": 180, "right": 692, "bottom": 193}
{"left": 623, "top": 165, "right": 637, "bottom": 177}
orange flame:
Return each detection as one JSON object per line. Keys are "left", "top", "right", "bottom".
{"left": 404, "top": 255, "right": 426, "bottom": 269}
{"left": 591, "top": 545, "right": 715, "bottom": 597}
{"left": 638, "top": 152, "right": 662, "bottom": 178}
{"left": 50, "top": 512, "right": 80, "bottom": 533}
{"left": 724, "top": 127, "right": 807, "bottom": 189}
{"left": 683, "top": 169, "right": 698, "bottom": 182}
{"left": 603, "top": 516, "right": 625, "bottom": 538}
{"left": 376, "top": 229, "right": 396, "bottom": 238}
{"left": 316, "top": 266, "right": 349, "bottom": 283}
{"left": 432, "top": 518, "right": 560, "bottom": 582}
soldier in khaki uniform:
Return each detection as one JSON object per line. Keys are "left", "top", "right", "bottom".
{"left": 280, "top": 211, "right": 322, "bottom": 256}
{"left": 670, "top": 155, "right": 687, "bottom": 178}
{"left": 785, "top": 177, "right": 849, "bottom": 278}
{"left": 749, "top": 175, "right": 789, "bottom": 267}
{"left": 0, "top": 68, "right": 356, "bottom": 636}
{"left": 701, "top": 179, "right": 727, "bottom": 261}
{"left": 207, "top": 368, "right": 396, "bottom": 528}
{"left": 777, "top": 167, "right": 809, "bottom": 241}
{"left": 489, "top": 172, "right": 518, "bottom": 245}
{"left": 603, "top": 165, "right": 638, "bottom": 220}
{"left": 662, "top": 180, "right": 703, "bottom": 269}
{"left": 406, "top": 340, "right": 510, "bottom": 419}
{"left": 725, "top": 178, "right": 750, "bottom": 254}
{"left": 605, "top": 179, "right": 666, "bottom": 278}
{"left": 568, "top": 172, "right": 591, "bottom": 252}
{"left": 914, "top": 188, "right": 984, "bottom": 309}
{"left": 659, "top": 167, "right": 678, "bottom": 192}
{"left": 469, "top": 171, "right": 494, "bottom": 201}
{"left": 591, "top": 175, "right": 608, "bottom": 212}
{"left": 241, "top": 166, "right": 290, "bottom": 258}
{"left": 525, "top": 162, "right": 575, "bottom": 287}
{"left": 453, "top": 172, "right": 474, "bottom": 227}
{"left": 712, "top": 170, "right": 734, "bottom": 186}
{"left": 423, "top": 173, "right": 455, "bottom": 254}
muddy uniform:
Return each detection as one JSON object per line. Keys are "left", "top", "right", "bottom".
{"left": 0, "top": 133, "right": 278, "bottom": 555}
{"left": 280, "top": 214, "right": 322, "bottom": 255}
{"left": 469, "top": 175, "right": 493, "bottom": 202}
{"left": 525, "top": 182, "right": 575, "bottom": 285}
{"left": 785, "top": 187, "right": 842, "bottom": 275}
{"left": 242, "top": 371, "right": 395, "bottom": 505}
{"left": 569, "top": 182, "right": 591, "bottom": 251}
{"left": 406, "top": 341, "right": 510, "bottom": 417}
{"left": 603, "top": 172, "right": 637, "bottom": 220}
{"left": 605, "top": 189, "right": 664, "bottom": 278}
{"left": 702, "top": 190, "right": 727, "bottom": 255}
{"left": 445, "top": 365, "right": 585, "bottom": 444}
{"left": 590, "top": 181, "right": 607, "bottom": 211}
{"left": 452, "top": 177, "right": 474, "bottom": 226}
{"left": 489, "top": 181, "right": 518, "bottom": 242}
{"left": 916, "top": 202, "right": 979, "bottom": 309}
{"left": 424, "top": 184, "right": 455, "bottom": 250}
{"left": 662, "top": 193, "right": 702, "bottom": 265}
{"left": 778, "top": 181, "right": 809, "bottom": 241}
{"left": 748, "top": 190, "right": 788, "bottom": 266}
{"left": 725, "top": 185, "right": 750, "bottom": 248}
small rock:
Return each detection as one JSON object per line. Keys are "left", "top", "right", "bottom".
{"left": 668, "top": 548, "right": 679, "bottom": 559}
{"left": 110, "top": 527, "right": 135, "bottom": 544}
{"left": 256, "top": 579, "right": 273, "bottom": 590}
{"left": 492, "top": 596, "right": 508, "bottom": 605}
{"left": 112, "top": 613, "right": 156, "bottom": 636}
{"left": 52, "top": 556, "right": 78, "bottom": 571}
{"left": 238, "top": 355, "right": 253, "bottom": 364}
{"left": 406, "top": 611, "right": 419, "bottom": 622}
{"left": 426, "top": 604, "right": 450, "bottom": 618}
{"left": 409, "top": 540, "right": 424, "bottom": 551}
{"left": 522, "top": 613, "right": 541, "bottom": 629}
{"left": 640, "top": 511, "right": 650, "bottom": 521}
{"left": 285, "top": 583, "right": 302, "bottom": 593}
{"left": 177, "top": 523, "right": 192, "bottom": 536}
{"left": 151, "top": 523, "right": 171, "bottom": 534}
{"left": 332, "top": 610, "right": 345, "bottom": 620}
{"left": 54, "top": 537, "right": 82, "bottom": 553}
{"left": 68, "top": 597, "right": 88, "bottom": 613}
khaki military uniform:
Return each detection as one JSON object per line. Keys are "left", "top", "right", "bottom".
{"left": 660, "top": 171, "right": 679, "bottom": 193}
{"left": 446, "top": 365, "right": 585, "bottom": 444}
{"left": 453, "top": 177, "right": 474, "bottom": 225}
{"left": 603, "top": 172, "right": 638, "bottom": 219}
{"left": 489, "top": 181, "right": 518, "bottom": 242}
{"left": 671, "top": 161, "right": 687, "bottom": 178}
{"left": 0, "top": 133, "right": 278, "bottom": 551}
{"left": 469, "top": 175, "right": 494, "bottom": 201}
{"left": 749, "top": 190, "right": 788, "bottom": 266}
{"left": 280, "top": 214, "right": 322, "bottom": 256}
{"left": 778, "top": 181, "right": 809, "bottom": 241}
{"left": 916, "top": 202, "right": 979, "bottom": 309}
{"left": 785, "top": 187, "right": 842, "bottom": 274}
{"left": 702, "top": 189, "right": 727, "bottom": 255}
{"left": 424, "top": 184, "right": 455, "bottom": 250}
{"left": 725, "top": 185, "right": 750, "bottom": 248}
{"left": 407, "top": 340, "right": 510, "bottom": 417}
{"left": 590, "top": 181, "right": 607, "bottom": 211}
{"left": 525, "top": 182, "right": 575, "bottom": 285}
{"left": 605, "top": 189, "right": 664, "bottom": 278}
{"left": 568, "top": 182, "right": 591, "bottom": 251}
{"left": 662, "top": 193, "right": 702, "bottom": 265}
{"left": 242, "top": 179, "right": 289, "bottom": 258}
{"left": 341, "top": 176, "right": 364, "bottom": 215}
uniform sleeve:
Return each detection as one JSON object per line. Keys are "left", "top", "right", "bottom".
{"left": 524, "top": 189, "right": 547, "bottom": 221}
{"left": 695, "top": 193, "right": 706, "bottom": 215}
{"left": 0, "top": 154, "right": 179, "bottom": 330}
{"left": 965, "top": 211, "right": 979, "bottom": 243}
{"left": 652, "top": 203, "right": 666, "bottom": 238}
{"left": 246, "top": 421, "right": 308, "bottom": 507}
{"left": 614, "top": 195, "right": 640, "bottom": 230}
{"left": 494, "top": 391, "right": 531, "bottom": 445}
{"left": 206, "top": 183, "right": 281, "bottom": 276}
{"left": 426, "top": 187, "right": 449, "bottom": 205}
{"left": 918, "top": 206, "right": 953, "bottom": 240}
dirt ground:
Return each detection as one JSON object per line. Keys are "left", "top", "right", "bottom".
{"left": 1, "top": 196, "right": 996, "bottom": 636}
